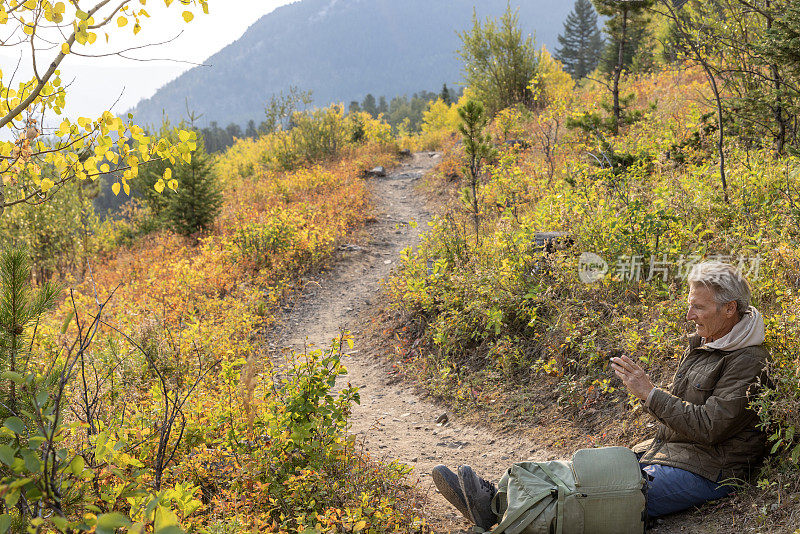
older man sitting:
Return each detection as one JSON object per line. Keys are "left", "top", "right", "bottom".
{"left": 432, "top": 261, "right": 769, "bottom": 530}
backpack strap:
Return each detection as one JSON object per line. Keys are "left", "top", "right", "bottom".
{"left": 491, "top": 487, "right": 554, "bottom": 534}
{"left": 537, "top": 463, "right": 571, "bottom": 534}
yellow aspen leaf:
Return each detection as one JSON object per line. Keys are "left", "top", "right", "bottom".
{"left": 87, "top": 32, "right": 97, "bottom": 44}
{"left": 100, "top": 163, "right": 110, "bottom": 173}
{"left": 54, "top": 2, "right": 65, "bottom": 14}
{"left": 182, "top": 11, "right": 193, "bottom": 22}
{"left": 0, "top": 11, "right": 8, "bottom": 24}
{"left": 168, "top": 179, "right": 178, "bottom": 191}
{"left": 178, "top": 129, "right": 190, "bottom": 142}
{"left": 154, "top": 179, "right": 165, "bottom": 193}
{"left": 353, "top": 520, "right": 367, "bottom": 532}
{"left": 133, "top": 22, "right": 141, "bottom": 34}
{"left": 123, "top": 182, "right": 130, "bottom": 195}
{"left": 23, "top": 24, "right": 33, "bottom": 35}
{"left": 24, "top": 0, "right": 36, "bottom": 9}
{"left": 117, "top": 16, "right": 127, "bottom": 27}
{"left": 112, "top": 182, "right": 121, "bottom": 196}
{"left": 40, "top": 178, "right": 55, "bottom": 192}
{"left": 163, "top": 167, "right": 172, "bottom": 181}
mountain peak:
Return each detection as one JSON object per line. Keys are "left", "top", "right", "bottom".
{"left": 129, "top": 0, "right": 571, "bottom": 129}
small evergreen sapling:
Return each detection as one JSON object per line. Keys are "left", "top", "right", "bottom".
{"left": 0, "top": 248, "right": 60, "bottom": 415}
{"left": 163, "top": 140, "right": 223, "bottom": 237}
{"left": 135, "top": 125, "right": 223, "bottom": 237}
{"left": 458, "top": 100, "right": 496, "bottom": 246}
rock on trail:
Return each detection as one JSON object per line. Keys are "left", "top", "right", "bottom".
{"left": 268, "top": 152, "right": 545, "bottom": 532}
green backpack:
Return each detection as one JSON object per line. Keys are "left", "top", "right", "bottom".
{"left": 486, "top": 446, "right": 647, "bottom": 534}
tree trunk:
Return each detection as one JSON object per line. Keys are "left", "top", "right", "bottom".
{"left": 78, "top": 184, "right": 89, "bottom": 280}
{"left": 765, "top": 2, "right": 787, "bottom": 155}
{"left": 773, "top": 64, "right": 787, "bottom": 156}
{"left": 9, "top": 333, "right": 16, "bottom": 414}
{"left": 471, "top": 155, "right": 480, "bottom": 246}
{"left": 704, "top": 65, "right": 729, "bottom": 203}
{"left": 662, "top": 0, "right": 729, "bottom": 202}
{"left": 612, "top": 6, "right": 629, "bottom": 134}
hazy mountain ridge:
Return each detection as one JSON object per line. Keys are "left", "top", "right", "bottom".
{"left": 129, "top": 0, "right": 572, "bottom": 128}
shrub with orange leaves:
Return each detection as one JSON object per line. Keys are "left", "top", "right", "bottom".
{"left": 0, "top": 131, "right": 425, "bottom": 532}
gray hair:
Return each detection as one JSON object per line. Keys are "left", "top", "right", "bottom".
{"left": 688, "top": 261, "right": 751, "bottom": 316}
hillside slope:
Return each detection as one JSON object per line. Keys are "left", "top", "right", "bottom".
{"left": 128, "top": 0, "right": 571, "bottom": 128}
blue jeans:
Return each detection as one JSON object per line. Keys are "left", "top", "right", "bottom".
{"left": 640, "top": 463, "right": 734, "bottom": 518}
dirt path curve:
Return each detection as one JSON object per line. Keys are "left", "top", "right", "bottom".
{"left": 268, "top": 152, "right": 548, "bottom": 532}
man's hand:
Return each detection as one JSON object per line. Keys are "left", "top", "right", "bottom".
{"left": 611, "top": 354, "right": 655, "bottom": 402}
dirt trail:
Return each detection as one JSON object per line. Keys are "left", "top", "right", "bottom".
{"left": 268, "top": 153, "right": 547, "bottom": 532}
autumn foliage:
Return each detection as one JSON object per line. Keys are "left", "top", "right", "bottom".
{"left": 391, "top": 63, "right": 800, "bottom": 529}
{"left": 0, "top": 105, "right": 426, "bottom": 532}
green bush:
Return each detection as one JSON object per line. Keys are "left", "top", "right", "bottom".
{"left": 266, "top": 105, "right": 392, "bottom": 170}
{"left": 458, "top": 4, "right": 541, "bottom": 114}
{"left": 0, "top": 178, "right": 97, "bottom": 281}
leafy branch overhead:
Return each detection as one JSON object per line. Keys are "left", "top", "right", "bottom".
{"left": 0, "top": 0, "right": 209, "bottom": 216}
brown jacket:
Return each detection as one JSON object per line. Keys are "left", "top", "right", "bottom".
{"left": 632, "top": 334, "right": 769, "bottom": 482}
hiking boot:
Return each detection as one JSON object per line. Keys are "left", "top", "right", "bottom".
{"left": 458, "top": 465, "right": 498, "bottom": 530}
{"left": 432, "top": 465, "right": 470, "bottom": 520}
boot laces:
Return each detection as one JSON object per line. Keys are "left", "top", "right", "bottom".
{"left": 479, "top": 476, "right": 496, "bottom": 497}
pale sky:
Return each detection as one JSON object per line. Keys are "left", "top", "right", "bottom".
{"left": 1, "top": 0, "right": 296, "bottom": 124}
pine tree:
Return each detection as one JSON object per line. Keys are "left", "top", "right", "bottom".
{"left": 458, "top": 100, "right": 496, "bottom": 245}
{"left": 440, "top": 83, "right": 452, "bottom": 104}
{"left": 555, "top": 0, "right": 603, "bottom": 79}
{"left": 134, "top": 125, "right": 223, "bottom": 236}
{"left": 592, "top": 0, "right": 654, "bottom": 132}
{"left": 598, "top": 17, "right": 653, "bottom": 74}
{"left": 361, "top": 94, "right": 377, "bottom": 116}
{"left": 0, "top": 248, "right": 59, "bottom": 414}
{"left": 163, "top": 139, "right": 223, "bottom": 236}
{"left": 377, "top": 96, "right": 389, "bottom": 115}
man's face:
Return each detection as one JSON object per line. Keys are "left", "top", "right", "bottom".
{"left": 686, "top": 283, "right": 738, "bottom": 340}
